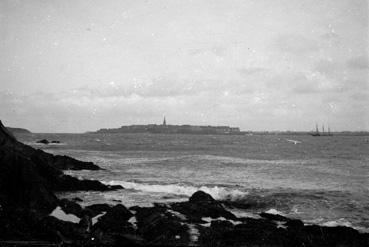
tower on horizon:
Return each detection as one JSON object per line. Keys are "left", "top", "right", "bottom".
{"left": 163, "top": 116, "right": 166, "bottom": 126}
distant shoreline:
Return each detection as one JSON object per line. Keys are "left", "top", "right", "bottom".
{"left": 7, "top": 126, "right": 369, "bottom": 136}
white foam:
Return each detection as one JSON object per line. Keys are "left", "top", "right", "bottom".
{"left": 103, "top": 180, "right": 248, "bottom": 201}
{"left": 202, "top": 217, "right": 242, "bottom": 225}
{"left": 322, "top": 218, "right": 353, "bottom": 228}
{"left": 265, "top": 208, "right": 285, "bottom": 216}
{"left": 168, "top": 209, "right": 187, "bottom": 221}
{"left": 128, "top": 216, "right": 138, "bottom": 229}
{"left": 228, "top": 208, "right": 260, "bottom": 219}
{"left": 50, "top": 206, "right": 80, "bottom": 223}
{"left": 92, "top": 212, "right": 106, "bottom": 225}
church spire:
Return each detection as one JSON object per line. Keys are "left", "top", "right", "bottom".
{"left": 163, "top": 116, "right": 166, "bottom": 126}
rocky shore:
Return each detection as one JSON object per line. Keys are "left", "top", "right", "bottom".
{"left": 0, "top": 120, "right": 368, "bottom": 246}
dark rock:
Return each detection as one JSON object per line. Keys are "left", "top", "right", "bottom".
{"left": 285, "top": 219, "right": 304, "bottom": 230}
{"left": 0, "top": 120, "right": 124, "bottom": 243}
{"left": 110, "top": 184, "right": 124, "bottom": 190}
{"left": 52, "top": 154, "right": 100, "bottom": 170}
{"left": 91, "top": 204, "right": 144, "bottom": 246}
{"left": 37, "top": 139, "right": 49, "bottom": 144}
{"left": 189, "top": 190, "right": 216, "bottom": 203}
{"left": 90, "top": 229, "right": 145, "bottom": 246}
{"left": 0, "top": 148, "right": 58, "bottom": 213}
{"left": 301, "top": 225, "right": 368, "bottom": 247}
{"left": 50, "top": 140, "right": 60, "bottom": 143}
{"left": 210, "top": 219, "right": 234, "bottom": 231}
{"left": 72, "top": 197, "right": 83, "bottom": 202}
{"left": 53, "top": 175, "right": 122, "bottom": 192}
{"left": 171, "top": 191, "right": 237, "bottom": 222}
{"left": 135, "top": 206, "right": 190, "bottom": 246}
{"left": 78, "top": 214, "right": 92, "bottom": 233}
{"left": 0, "top": 207, "right": 56, "bottom": 241}
{"left": 260, "top": 212, "right": 288, "bottom": 222}
{"left": 59, "top": 199, "right": 84, "bottom": 218}
{"left": 39, "top": 216, "right": 85, "bottom": 242}
{"left": 200, "top": 215, "right": 369, "bottom": 247}
{"left": 200, "top": 217, "right": 288, "bottom": 247}
{"left": 93, "top": 204, "right": 133, "bottom": 232}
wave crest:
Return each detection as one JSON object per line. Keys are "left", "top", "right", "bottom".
{"left": 103, "top": 180, "right": 248, "bottom": 201}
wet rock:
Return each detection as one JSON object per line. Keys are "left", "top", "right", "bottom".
{"left": 91, "top": 204, "right": 144, "bottom": 246}
{"left": 93, "top": 204, "right": 133, "bottom": 232}
{"left": 190, "top": 190, "right": 216, "bottom": 203}
{"left": 59, "top": 199, "right": 84, "bottom": 218}
{"left": 171, "top": 191, "right": 237, "bottom": 222}
{"left": 285, "top": 219, "right": 304, "bottom": 230}
{"left": 200, "top": 215, "right": 369, "bottom": 247}
{"left": 260, "top": 212, "right": 288, "bottom": 222}
{"left": 54, "top": 175, "right": 122, "bottom": 192}
{"left": 0, "top": 149, "right": 58, "bottom": 213}
{"left": 302, "top": 225, "right": 368, "bottom": 247}
{"left": 40, "top": 216, "right": 85, "bottom": 242}
{"left": 52, "top": 154, "right": 100, "bottom": 170}
{"left": 37, "top": 139, "right": 49, "bottom": 144}
{"left": 72, "top": 197, "right": 83, "bottom": 202}
{"left": 0, "top": 120, "right": 123, "bottom": 243}
{"left": 0, "top": 207, "right": 55, "bottom": 241}
{"left": 135, "top": 206, "right": 190, "bottom": 246}
{"left": 78, "top": 214, "right": 92, "bottom": 233}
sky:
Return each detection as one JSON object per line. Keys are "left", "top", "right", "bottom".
{"left": 0, "top": 0, "right": 368, "bottom": 133}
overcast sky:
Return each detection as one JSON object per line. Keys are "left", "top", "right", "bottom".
{"left": 1, "top": 0, "right": 368, "bottom": 132}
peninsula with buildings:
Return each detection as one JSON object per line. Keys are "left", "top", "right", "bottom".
{"left": 95, "top": 117, "right": 241, "bottom": 135}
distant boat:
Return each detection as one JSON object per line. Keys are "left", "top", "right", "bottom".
{"left": 311, "top": 124, "right": 333, "bottom": 137}
{"left": 311, "top": 124, "right": 320, "bottom": 136}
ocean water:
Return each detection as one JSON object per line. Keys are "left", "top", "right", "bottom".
{"left": 17, "top": 133, "right": 369, "bottom": 232}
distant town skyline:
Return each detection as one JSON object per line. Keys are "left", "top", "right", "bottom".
{"left": 0, "top": 0, "right": 368, "bottom": 133}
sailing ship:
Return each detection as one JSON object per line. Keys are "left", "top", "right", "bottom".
{"left": 311, "top": 124, "right": 332, "bottom": 137}
{"left": 311, "top": 124, "right": 320, "bottom": 136}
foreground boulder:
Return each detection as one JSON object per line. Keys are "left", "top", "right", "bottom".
{"left": 91, "top": 205, "right": 144, "bottom": 246}
{"left": 134, "top": 205, "right": 190, "bottom": 246}
{"left": 170, "top": 190, "right": 237, "bottom": 222}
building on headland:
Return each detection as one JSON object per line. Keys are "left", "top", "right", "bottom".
{"left": 96, "top": 117, "right": 241, "bottom": 135}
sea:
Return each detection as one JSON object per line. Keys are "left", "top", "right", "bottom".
{"left": 16, "top": 132, "right": 369, "bottom": 232}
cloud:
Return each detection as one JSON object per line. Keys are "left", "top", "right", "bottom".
{"left": 273, "top": 34, "right": 320, "bottom": 54}
{"left": 347, "top": 56, "right": 369, "bottom": 70}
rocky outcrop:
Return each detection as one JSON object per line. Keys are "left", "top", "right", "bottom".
{"left": 0, "top": 120, "right": 17, "bottom": 144}
{"left": 6, "top": 126, "right": 31, "bottom": 134}
{"left": 36, "top": 139, "right": 49, "bottom": 144}
{"left": 0, "top": 119, "right": 124, "bottom": 245}
{"left": 0, "top": 119, "right": 121, "bottom": 213}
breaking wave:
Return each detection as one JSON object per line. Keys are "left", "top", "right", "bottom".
{"left": 103, "top": 180, "right": 248, "bottom": 201}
